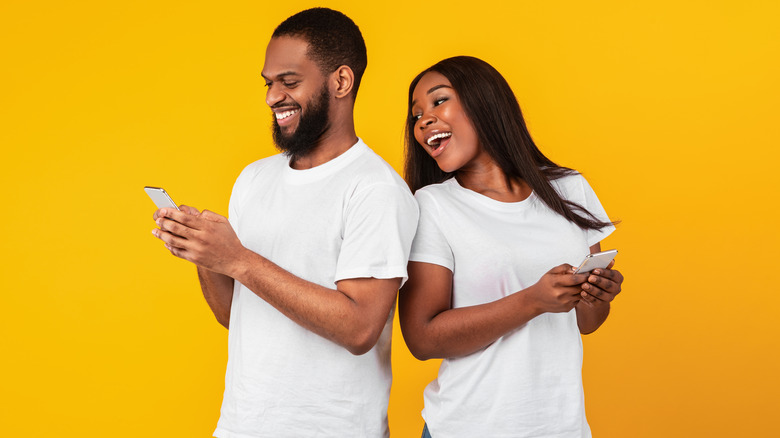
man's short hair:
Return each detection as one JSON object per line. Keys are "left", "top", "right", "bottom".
{"left": 273, "top": 8, "right": 368, "bottom": 98}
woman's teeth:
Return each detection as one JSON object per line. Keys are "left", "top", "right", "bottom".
{"left": 276, "top": 109, "right": 299, "bottom": 120}
{"left": 426, "top": 132, "right": 452, "bottom": 146}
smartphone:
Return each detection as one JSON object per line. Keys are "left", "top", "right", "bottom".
{"left": 573, "top": 249, "right": 618, "bottom": 274}
{"left": 144, "top": 186, "right": 180, "bottom": 211}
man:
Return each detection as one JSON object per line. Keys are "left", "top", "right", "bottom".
{"left": 152, "top": 8, "right": 418, "bottom": 437}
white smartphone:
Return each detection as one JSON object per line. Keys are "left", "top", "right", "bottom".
{"left": 144, "top": 186, "right": 180, "bottom": 211}
{"left": 573, "top": 249, "right": 618, "bottom": 274}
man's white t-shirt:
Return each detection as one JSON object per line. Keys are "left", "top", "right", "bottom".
{"left": 213, "top": 139, "right": 419, "bottom": 438}
{"left": 409, "top": 174, "right": 614, "bottom": 438}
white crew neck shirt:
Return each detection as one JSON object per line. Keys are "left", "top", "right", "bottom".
{"left": 410, "top": 174, "right": 614, "bottom": 438}
{"left": 213, "top": 139, "right": 419, "bottom": 438}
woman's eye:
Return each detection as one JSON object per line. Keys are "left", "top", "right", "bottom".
{"left": 434, "top": 97, "right": 448, "bottom": 106}
{"left": 411, "top": 114, "right": 422, "bottom": 121}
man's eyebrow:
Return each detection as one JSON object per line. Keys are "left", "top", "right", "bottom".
{"left": 411, "top": 84, "right": 453, "bottom": 105}
{"left": 261, "top": 71, "right": 300, "bottom": 81}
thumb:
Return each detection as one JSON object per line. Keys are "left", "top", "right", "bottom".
{"left": 179, "top": 204, "right": 200, "bottom": 216}
{"left": 549, "top": 263, "right": 575, "bottom": 275}
{"left": 200, "top": 209, "right": 227, "bottom": 222}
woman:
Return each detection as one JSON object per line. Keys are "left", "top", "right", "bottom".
{"left": 399, "top": 56, "right": 624, "bottom": 438}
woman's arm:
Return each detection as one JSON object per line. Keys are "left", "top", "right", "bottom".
{"left": 575, "top": 243, "right": 624, "bottom": 334}
{"left": 398, "top": 261, "right": 588, "bottom": 360}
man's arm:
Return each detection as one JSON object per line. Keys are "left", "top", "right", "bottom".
{"left": 197, "top": 267, "right": 234, "bottom": 329}
{"left": 153, "top": 208, "right": 399, "bottom": 355}
{"left": 154, "top": 205, "right": 234, "bottom": 329}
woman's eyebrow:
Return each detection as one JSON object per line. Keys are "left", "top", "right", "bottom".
{"left": 426, "top": 84, "right": 452, "bottom": 95}
{"left": 412, "top": 84, "right": 453, "bottom": 105}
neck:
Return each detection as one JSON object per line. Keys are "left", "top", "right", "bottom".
{"left": 290, "top": 117, "right": 358, "bottom": 170}
{"left": 456, "top": 157, "right": 532, "bottom": 203}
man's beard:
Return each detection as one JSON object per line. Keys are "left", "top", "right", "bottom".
{"left": 272, "top": 85, "right": 331, "bottom": 162}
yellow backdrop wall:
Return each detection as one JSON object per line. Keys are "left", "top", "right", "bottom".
{"left": 2, "top": 1, "right": 778, "bottom": 436}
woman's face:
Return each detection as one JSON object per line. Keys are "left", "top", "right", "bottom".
{"left": 410, "top": 71, "right": 484, "bottom": 174}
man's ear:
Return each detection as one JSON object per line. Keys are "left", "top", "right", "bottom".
{"left": 331, "top": 65, "right": 355, "bottom": 99}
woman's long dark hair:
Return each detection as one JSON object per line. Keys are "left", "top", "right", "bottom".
{"left": 404, "top": 56, "right": 613, "bottom": 231}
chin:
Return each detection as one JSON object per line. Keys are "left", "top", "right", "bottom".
{"left": 434, "top": 159, "right": 460, "bottom": 174}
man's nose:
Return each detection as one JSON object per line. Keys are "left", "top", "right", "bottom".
{"left": 266, "top": 84, "right": 285, "bottom": 107}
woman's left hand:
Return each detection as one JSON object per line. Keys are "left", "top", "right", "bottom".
{"left": 579, "top": 259, "right": 623, "bottom": 306}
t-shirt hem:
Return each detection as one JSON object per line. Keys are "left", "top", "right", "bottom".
{"left": 587, "top": 224, "right": 616, "bottom": 247}
{"left": 409, "top": 253, "right": 454, "bottom": 272}
{"left": 334, "top": 266, "right": 409, "bottom": 283}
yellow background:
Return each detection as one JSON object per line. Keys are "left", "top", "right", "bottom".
{"left": 2, "top": 0, "right": 778, "bottom": 436}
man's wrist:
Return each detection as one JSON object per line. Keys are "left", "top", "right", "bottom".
{"left": 226, "top": 246, "right": 253, "bottom": 282}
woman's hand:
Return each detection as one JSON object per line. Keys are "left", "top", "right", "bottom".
{"left": 526, "top": 264, "right": 590, "bottom": 314}
{"left": 578, "top": 259, "right": 624, "bottom": 306}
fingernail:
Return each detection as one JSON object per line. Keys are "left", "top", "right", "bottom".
{"left": 593, "top": 269, "right": 601, "bottom": 275}
{"left": 156, "top": 218, "right": 162, "bottom": 226}
{"left": 151, "top": 229, "right": 158, "bottom": 237}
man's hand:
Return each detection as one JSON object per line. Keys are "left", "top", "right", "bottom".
{"left": 152, "top": 207, "right": 246, "bottom": 276}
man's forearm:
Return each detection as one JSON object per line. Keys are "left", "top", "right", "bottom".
{"left": 197, "top": 266, "right": 234, "bottom": 329}
{"left": 228, "top": 248, "right": 399, "bottom": 355}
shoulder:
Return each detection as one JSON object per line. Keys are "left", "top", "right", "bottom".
{"left": 233, "top": 154, "right": 285, "bottom": 187}
{"left": 548, "top": 171, "right": 591, "bottom": 200}
{"left": 414, "top": 178, "right": 457, "bottom": 208}
{"left": 346, "top": 141, "right": 415, "bottom": 200}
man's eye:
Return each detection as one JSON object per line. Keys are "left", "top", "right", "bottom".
{"left": 283, "top": 82, "right": 299, "bottom": 88}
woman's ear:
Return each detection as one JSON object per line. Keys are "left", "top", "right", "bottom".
{"left": 332, "top": 65, "right": 355, "bottom": 99}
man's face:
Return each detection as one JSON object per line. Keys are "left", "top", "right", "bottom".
{"left": 262, "top": 36, "right": 331, "bottom": 159}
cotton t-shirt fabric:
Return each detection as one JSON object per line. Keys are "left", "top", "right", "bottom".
{"left": 213, "top": 139, "right": 419, "bottom": 438}
{"left": 409, "top": 174, "right": 614, "bottom": 438}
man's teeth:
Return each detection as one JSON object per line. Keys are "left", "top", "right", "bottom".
{"left": 275, "top": 109, "right": 299, "bottom": 120}
{"left": 426, "top": 132, "right": 452, "bottom": 146}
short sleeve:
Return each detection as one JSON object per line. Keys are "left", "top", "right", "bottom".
{"left": 334, "top": 183, "right": 419, "bottom": 285}
{"left": 408, "top": 190, "right": 455, "bottom": 272}
{"left": 227, "top": 162, "right": 257, "bottom": 229}
{"left": 577, "top": 176, "right": 616, "bottom": 247}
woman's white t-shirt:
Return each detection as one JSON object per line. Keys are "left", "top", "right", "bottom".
{"left": 409, "top": 174, "right": 614, "bottom": 438}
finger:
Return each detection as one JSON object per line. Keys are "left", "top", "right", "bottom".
{"left": 579, "top": 291, "right": 596, "bottom": 306}
{"left": 591, "top": 266, "right": 621, "bottom": 281}
{"left": 158, "top": 208, "right": 203, "bottom": 229}
{"left": 157, "top": 216, "right": 195, "bottom": 239}
{"left": 179, "top": 204, "right": 200, "bottom": 216}
{"left": 152, "top": 228, "right": 189, "bottom": 249}
{"left": 166, "top": 243, "right": 192, "bottom": 261}
{"left": 558, "top": 272, "right": 590, "bottom": 286}
{"left": 588, "top": 273, "right": 622, "bottom": 295}
{"left": 581, "top": 282, "right": 616, "bottom": 302}
{"left": 153, "top": 208, "right": 164, "bottom": 221}
{"left": 200, "top": 209, "right": 228, "bottom": 222}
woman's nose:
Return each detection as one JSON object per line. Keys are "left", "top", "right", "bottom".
{"left": 419, "top": 112, "right": 436, "bottom": 128}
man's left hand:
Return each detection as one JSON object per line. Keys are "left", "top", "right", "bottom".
{"left": 152, "top": 208, "right": 245, "bottom": 276}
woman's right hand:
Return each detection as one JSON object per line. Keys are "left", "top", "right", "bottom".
{"left": 526, "top": 264, "right": 589, "bottom": 314}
